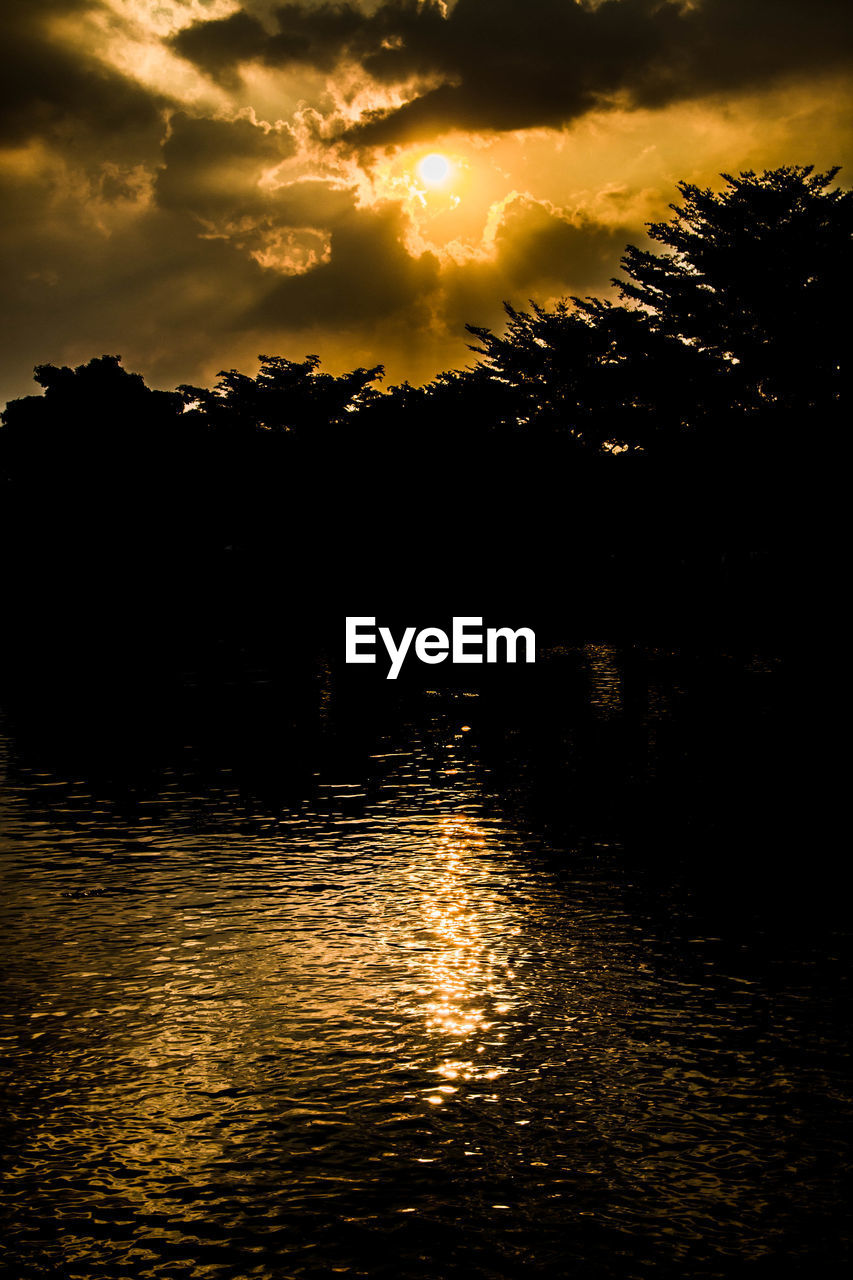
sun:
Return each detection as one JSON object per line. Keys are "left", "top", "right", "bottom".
{"left": 418, "top": 153, "right": 451, "bottom": 187}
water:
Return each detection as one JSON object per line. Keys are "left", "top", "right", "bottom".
{"left": 1, "top": 662, "right": 850, "bottom": 1278}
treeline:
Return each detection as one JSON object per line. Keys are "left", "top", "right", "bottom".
{"left": 1, "top": 165, "right": 848, "bottom": 683}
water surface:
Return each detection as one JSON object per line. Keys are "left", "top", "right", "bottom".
{"left": 1, "top": 670, "right": 850, "bottom": 1278}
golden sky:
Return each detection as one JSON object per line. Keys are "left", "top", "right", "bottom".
{"left": 1, "top": 0, "right": 851, "bottom": 402}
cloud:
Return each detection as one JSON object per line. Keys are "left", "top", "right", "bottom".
{"left": 1, "top": 0, "right": 850, "bottom": 404}
{"left": 156, "top": 112, "right": 297, "bottom": 217}
{"left": 488, "top": 195, "right": 632, "bottom": 292}
{"left": 171, "top": 2, "right": 440, "bottom": 82}
{"left": 0, "top": 0, "right": 166, "bottom": 149}
{"left": 170, "top": 11, "right": 272, "bottom": 85}
{"left": 430, "top": 194, "right": 634, "bottom": 347}
{"left": 170, "top": 0, "right": 853, "bottom": 144}
{"left": 248, "top": 200, "right": 441, "bottom": 326}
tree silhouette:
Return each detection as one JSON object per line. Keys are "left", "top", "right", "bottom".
{"left": 465, "top": 297, "right": 722, "bottom": 454}
{"left": 451, "top": 165, "right": 850, "bottom": 459}
{"left": 618, "top": 165, "right": 851, "bottom": 416}
{"left": 1, "top": 355, "right": 182, "bottom": 445}
{"left": 178, "top": 354, "right": 384, "bottom": 439}
{"left": 1, "top": 163, "right": 847, "bottom": 679}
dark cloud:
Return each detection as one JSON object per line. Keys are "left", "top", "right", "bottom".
{"left": 0, "top": 0, "right": 165, "bottom": 148}
{"left": 171, "top": 0, "right": 853, "bottom": 143}
{"left": 249, "top": 201, "right": 440, "bottom": 326}
{"left": 258, "top": 179, "right": 357, "bottom": 226}
{"left": 169, "top": 11, "right": 271, "bottom": 85}
{"left": 0, "top": 161, "right": 270, "bottom": 398}
{"left": 171, "top": 2, "right": 432, "bottom": 81}
{"left": 492, "top": 198, "right": 632, "bottom": 293}
{"left": 156, "top": 114, "right": 297, "bottom": 217}
{"left": 353, "top": 0, "right": 853, "bottom": 143}
{"left": 434, "top": 197, "right": 634, "bottom": 343}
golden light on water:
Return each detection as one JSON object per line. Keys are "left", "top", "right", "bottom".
{"left": 5, "top": 715, "right": 833, "bottom": 1272}
{"left": 412, "top": 814, "right": 516, "bottom": 1073}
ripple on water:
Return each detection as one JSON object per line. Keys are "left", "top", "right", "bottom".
{"left": 0, "top": 724, "right": 850, "bottom": 1278}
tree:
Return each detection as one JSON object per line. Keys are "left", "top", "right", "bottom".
{"left": 178, "top": 354, "right": 384, "bottom": 438}
{"left": 1, "top": 355, "right": 182, "bottom": 438}
{"left": 0, "top": 355, "right": 185, "bottom": 495}
{"left": 617, "top": 165, "right": 852, "bottom": 415}
{"left": 465, "top": 296, "right": 720, "bottom": 453}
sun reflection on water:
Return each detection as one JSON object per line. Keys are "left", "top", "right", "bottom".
{"left": 2, "top": 707, "right": 839, "bottom": 1278}
{"left": 403, "top": 810, "right": 520, "bottom": 1092}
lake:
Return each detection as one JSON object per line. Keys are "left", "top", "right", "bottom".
{"left": 1, "top": 648, "right": 850, "bottom": 1277}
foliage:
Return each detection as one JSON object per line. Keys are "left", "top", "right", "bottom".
{"left": 617, "top": 165, "right": 851, "bottom": 412}
{"left": 465, "top": 297, "right": 723, "bottom": 452}
{"left": 178, "top": 355, "right": 384, "bottom": 436}
{"left": 1, "top": 165, "right": 845, "bottom": 666}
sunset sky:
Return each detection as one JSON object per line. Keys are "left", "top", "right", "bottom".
{"left": 1, "top": 0, "right": 851, "bottom": 404}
